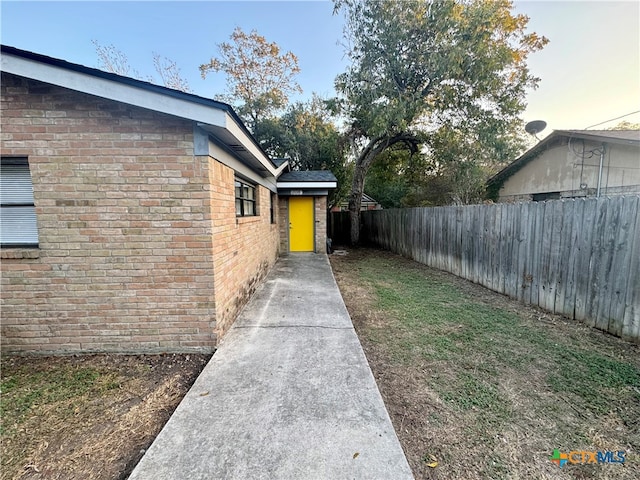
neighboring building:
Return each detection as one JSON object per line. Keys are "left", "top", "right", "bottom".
{"left": 0, "top": 45, "right": 336, "bottom": 354}
{"left": 331, "top": 193, "right": 383, "bottom": 212}
{"left": 487, "top": 130, "right": 640, "bottom": 202}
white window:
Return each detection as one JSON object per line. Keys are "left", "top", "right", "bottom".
{"left": 1, "top": 158, "right": 39, "bottom": 247}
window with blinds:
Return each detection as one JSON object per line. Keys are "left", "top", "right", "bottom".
{"left": 1, "top": 158, "right": 39, "bottom": 247}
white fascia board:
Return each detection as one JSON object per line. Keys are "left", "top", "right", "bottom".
{"left": 3, "top": 53, "right": 288, "bottom": 188}
{"left": 207, "top": 141, "right": 277, "bottom": 192}
{"left": 273, "top": 161, "right": 289, "bottom": 178}
{"left": 224, "top": 114, "right": 279, "bottom": 176}
{"left": 2, "top": 53, "right": 228, "bottom": 128}
{"left": 276, "top": 181, "right": 337, "bottom": 189}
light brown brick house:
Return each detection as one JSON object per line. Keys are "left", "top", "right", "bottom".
{"left": 0, "top": 45, "right": 336, "bottom": 354}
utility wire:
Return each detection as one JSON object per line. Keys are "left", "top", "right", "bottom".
{"left": 584, "top": 110, "right": 640, "bottom": 130}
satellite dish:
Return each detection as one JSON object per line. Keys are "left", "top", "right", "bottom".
{"left": 525, "top": 120, "right": 547, "bottom": 136}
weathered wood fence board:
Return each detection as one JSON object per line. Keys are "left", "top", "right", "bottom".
{"left": 620, "top": 196, "right": 639, "bottom": 339}
{"left": 330, "top": 196, "right": 639, "bottom": 342}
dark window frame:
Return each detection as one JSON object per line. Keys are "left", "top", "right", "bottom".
{"left": 235, "top": 178, "right": 257, "bottom": 217}
{"left": 1, "top": 157, "right": 39, "bottom": 248}
{"left": 270, "top": 192, "right": 276, "bottom": 224}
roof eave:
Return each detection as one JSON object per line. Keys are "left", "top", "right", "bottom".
{"left": 1, "top": 45, "right": 279, "bottom": 175}
{"left": 555, "top": 130, "right": 640, "bottom": 147}
{"left": 276, "top": 181, "right": 337, "bottom": 189}
{"left": 273, "top": 161, "right": 290, "bottom": 178}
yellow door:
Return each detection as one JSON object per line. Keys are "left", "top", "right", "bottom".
{"left": 289, "top": 196, "right": 314, "bottom": 252}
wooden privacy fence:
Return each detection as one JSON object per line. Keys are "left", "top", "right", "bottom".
{"left": 351, "top": 196, "right": 639, "bottom": 342}
{"left": 327, "top": 211, "right": 352, "bottom": 245}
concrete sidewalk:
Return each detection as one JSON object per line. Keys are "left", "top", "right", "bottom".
{"left": 128, "top": 254, "right": 413, "bottom": 480}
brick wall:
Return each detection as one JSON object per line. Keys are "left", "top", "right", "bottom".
{"left": 278, "top": 197, "right": 290, "bottom": 253}
{"left": 314, "top": 196, "right": 327, "bottom": 254}
{"left": 207, "top": 159, "right": 279, "bottom": 338}
{"left": 0, "top": 73, "right": 278, "bottom": 354}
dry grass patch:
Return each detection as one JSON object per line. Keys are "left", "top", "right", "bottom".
{"left": 330, "top": 248, "right": 639, "bottom": 480}
{"left": 1, "top": 353, "right": 210, "bottom": 480}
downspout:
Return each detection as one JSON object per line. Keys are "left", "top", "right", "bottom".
{"left": 596, "top": 143, "right": 606, "bottom": 197}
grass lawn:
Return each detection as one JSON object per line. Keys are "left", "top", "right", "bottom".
{"left": 0, "top": 354, "right": 210, "bottom": 480}
{"left": 330, "top": 248, "right": 640, "bottom": 480}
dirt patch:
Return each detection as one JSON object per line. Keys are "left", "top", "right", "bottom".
{"left": 1, "top": 353, "right": 211, "bottom": 480}
{"left": 330, "top": 247, "right": 640, "bottom": 479}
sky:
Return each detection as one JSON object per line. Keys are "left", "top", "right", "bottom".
{"left": 1, "top": 0, "right": 639, "bottom": 137}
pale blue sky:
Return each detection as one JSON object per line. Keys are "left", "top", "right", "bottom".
{"left": 2, "top": 1, "right": 639, "bottom": 135}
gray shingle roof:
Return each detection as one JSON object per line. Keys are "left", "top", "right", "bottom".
{"left": 272, "top": 158, "right": 288, "bottom": 168}
{"left": 278, "top": 170, "right": 337, "bottom": 182}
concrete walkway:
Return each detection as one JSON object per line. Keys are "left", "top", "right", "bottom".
{"left": 128, "top": 254, "right": 413, "bottom": 480}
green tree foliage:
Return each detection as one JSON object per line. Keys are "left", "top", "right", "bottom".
{"left": 333, "top": 0, "right": 548, "bottom": 243}
{"left": 365, "top": 148, "right": 412, "bottom": 208}
{"left": 257, "top": 97, "right": 350, "bottom": 208}
{"left": 365, "top": 147, "right": 433, "bottom": 208}
{"left": 425, "top": 124, "right": 527, "bottom": 204}
{"left": 367, "top": 127, "right": 528, "bottom": 207}
{"left": 200, "top": 27, "right": 303, "bottom": 133}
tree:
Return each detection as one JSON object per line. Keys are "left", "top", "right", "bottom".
{"left": 333, "top": 0, "right": 548, "bottom": 243}
{"left": 365, "top": 146, "right": 439, "bottom": 208}
{"left": 365, "top": 148, "right": 413, "bottom": 208}
{"left": 93, "top": 41, "right": 191, "bottom": 92}
{"left": 151, "top": 53, "right": 191, "bottom": 92}
{"left": 199, "top": 27, "right": 302, "bottom": 133}
{"left": 257, "top": 96, "right": 350, "bottom": 208}
{"left": 424, "top": 123, "right": 526, "bottom": 204}
{"left": 93, "top": 41, "right": 136, "bottom": 77}
{"left": 366, "top": 125, "right": 527, "bottom": 207}
{"left": 607, "top": 120, "right": 640, "bottom": 130}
